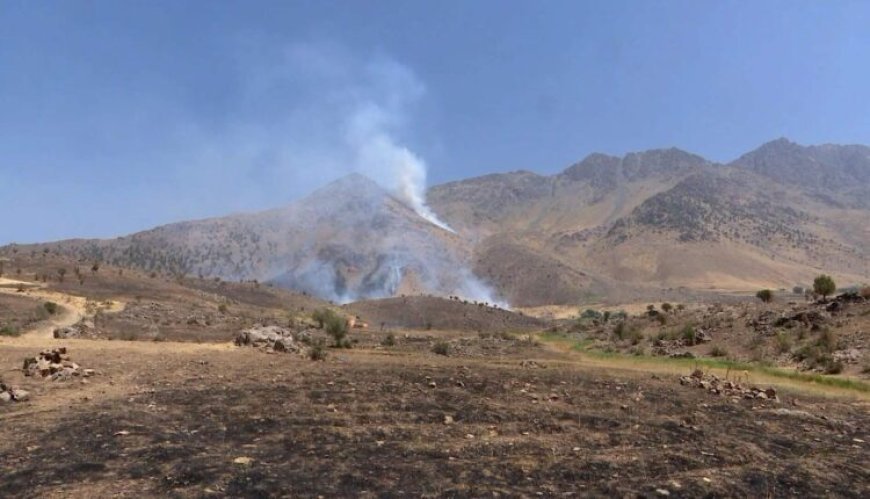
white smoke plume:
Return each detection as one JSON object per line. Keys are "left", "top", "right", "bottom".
{"left": 346, "top": 104, "right": 454, "bottom": 232}
{"left": 175, "top": 41, "right": 500, "bottom": 304}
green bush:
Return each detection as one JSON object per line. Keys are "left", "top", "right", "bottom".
{"left": 680, "top": 325, "right": 696, "bottom": 345}
{"left": 813, "top": 275, "right": 836, "bottom": 300}
{"left": 579, "top": 309, "right": 602, "bottom": 320}
{"left": 43, "top": 301, "right": 59, "bottom": 315}
{"left": 324, "top": 314, "right": 349, "bottom": 348}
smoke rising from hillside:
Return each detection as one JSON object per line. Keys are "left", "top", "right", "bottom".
{"left": 203, "top": 41, "right": 498, "bottom": 304}
{"left": 346, "top": 100, "right": 454, "bottom": 233}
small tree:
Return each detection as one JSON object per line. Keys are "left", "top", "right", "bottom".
{"left": 756, "top": 289, "right": 774, "bottom": 303}
{"left": 325, "top": 314, "right": 349, "bottom": 348}
{"left": 813, "top": 275, "right": 836, "bottom": 300}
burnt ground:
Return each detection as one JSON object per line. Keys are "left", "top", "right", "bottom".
{"left": 0, "top": 339, "right": 868, "bottom": 498}
{"left": 345, "top": 295, "right": 544, "bottom": 334}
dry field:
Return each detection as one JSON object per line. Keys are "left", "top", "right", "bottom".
{"left": 0, "top": 257, "right": 868, "bottom": 497}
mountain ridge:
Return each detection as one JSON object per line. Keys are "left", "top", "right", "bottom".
{"left": 5, "top": 138, "right": 869, "bottom": 306}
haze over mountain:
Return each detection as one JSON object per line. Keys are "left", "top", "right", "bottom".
{"left": 7, "top": 138, "right": 869, "bottom": 306}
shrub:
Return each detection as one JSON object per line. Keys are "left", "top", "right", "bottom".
{"left": 755, "top": 289, "right": 774, "bottom": 303}
{"left": 708, "top": 345, "right": 728, "bottom": 357}
{"left": 0, "top": 325, "right": 20, "bottom": 337}
{"left": 813, "top": 275, "right": 836, "bottom": 300}
{"left": 432, "top": 341, "right": 450, "bottom": 356}
{"left": 324, "top": 314, "right": 349, "bottom": 348}
{"left": 792, "top": 286, "right": 804, "bottom": 295}
{"left": 217, "top": 303, "right": 229, "bottom": 314}
{"left": 43, "top": 301, "right": 59, "bottom": 315}
{"left": 312, "top": 308, "right": 339, "bottom": 329}
{"left": 774, "top": 332, "right": 792, "bottom": 354}
{"left": 655, "top": 314, "right": 667, "bottom": 325}
{"left": 309, "top": 342, "right": 327, "bottom": 361}
{"left": 680, "top": 325, "right": 696, "bottom": 345}
{"left": 661, "top": 303, "right": 673, "bottom": 313}
{"left": 579, "top": 309, "right": 602, "bottom": 321}
{"left": 860, "top": 286, "right": 870, "bottom": 299}
{"left": 823, "top": 360, "right": 844, "bottom": 375}
{"left": 381, "top": 333, "right": 396, "bottom": 347}
{"left": 816, "top": 328, "right": 838, "bottom": 352}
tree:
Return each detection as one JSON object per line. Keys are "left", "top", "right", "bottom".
{"left": 813, "top": 275, "right": 836, "bottom": 300}
{"left": 325, "top": 313, "right": 349, "bottom": 348}
{"left": 756, "top": 289, "right": 773, "bottom": 303}
{"left": 91, "top": 262, "right": 100, "bottom": 274}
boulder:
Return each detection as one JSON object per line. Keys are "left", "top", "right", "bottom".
{"left": 235, "top": 325, "right": 307, "bottom": 355}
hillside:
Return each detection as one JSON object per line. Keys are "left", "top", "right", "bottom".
{"left": 5, "top": 139, "right": 869, "bottom": 306}
{"left": 429, "top": 140, "right": 870, "bottom": 298}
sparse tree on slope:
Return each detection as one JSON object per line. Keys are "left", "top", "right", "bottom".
{"left": 813, "top": 275, "right": 836, "bottom": 301}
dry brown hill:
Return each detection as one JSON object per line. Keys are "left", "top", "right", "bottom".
{"left": 5, "top": 139, "right": 868, "bottom": 307}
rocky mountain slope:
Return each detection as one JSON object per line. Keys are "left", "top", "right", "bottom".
{"left": 6, "top": 139, "right": 869, "bottom": 306}
{"left": 429, "top": 139, "right": 869, "bottom": 303}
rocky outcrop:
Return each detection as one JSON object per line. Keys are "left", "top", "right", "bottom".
{"left": 22, "top": 347, "right": 95, "bottom": 381}
{"left": 234, "top": 325, "right": 313, "bottom": 355}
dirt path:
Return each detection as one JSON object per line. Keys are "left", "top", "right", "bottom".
{"left": 0, "top": 278, "right": 233, "bottom": 354}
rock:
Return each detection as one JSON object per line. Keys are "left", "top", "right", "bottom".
{"left": 443, "top": 415, "right": 454, "bottom": 425}
{"left": 233, "top": 456, "right": 253, "bottom": 465}
{"left": 832, "top": 348, "right": 861, "bottom": 364}
{"left": 0, "top": 391, "right": 12, "bottom": 404}
{"left": 22, "top": 348, "right": 88, "bottom": 381}
{"left": 235, "top": 325, "right": 306, "bottom": 355}
{"left": 10, "top": 388, "right": 29, "bottom": 401}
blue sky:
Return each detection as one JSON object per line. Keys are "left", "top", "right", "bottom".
{"left": 1, "top": 1, "right": 869, "bottom": 243}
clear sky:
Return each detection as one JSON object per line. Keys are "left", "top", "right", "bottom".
{"left": 2, "top": 1, "right": 869, "bottom": 244}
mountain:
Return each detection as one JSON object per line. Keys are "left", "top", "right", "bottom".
{"left": 729, "top": 138, "right": 870, "bottom": 208}
{"left": 429, "top": 141, "right": 870, "bottom": 302}
{"left": 7, "top": 139, "right": 869, "bottom": 307}
{"left": 18, "top": 174, "right": 493, "bottom": 303}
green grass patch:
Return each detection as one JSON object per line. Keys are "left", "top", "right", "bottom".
{"left": 539, "top": 332, "right": 869, "bottom": 393}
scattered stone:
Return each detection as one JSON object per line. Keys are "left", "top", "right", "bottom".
{"left": 520, "top": 360, "right": 546, "bottom": 369}
{"left": 233, "top": 456, "right": 253, "bottom": 465}
{"left": 679, "top": 370, "right": 779, "bottom": 402}
{"left": 22, "top": 348, "right": 90, "bottom": 381}
{"left": 832, "top": 348, "right": 861, "bottom": 365}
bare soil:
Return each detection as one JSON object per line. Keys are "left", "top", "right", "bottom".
{"left": 0, "top": 263, "right": 868, "bottom": 497}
